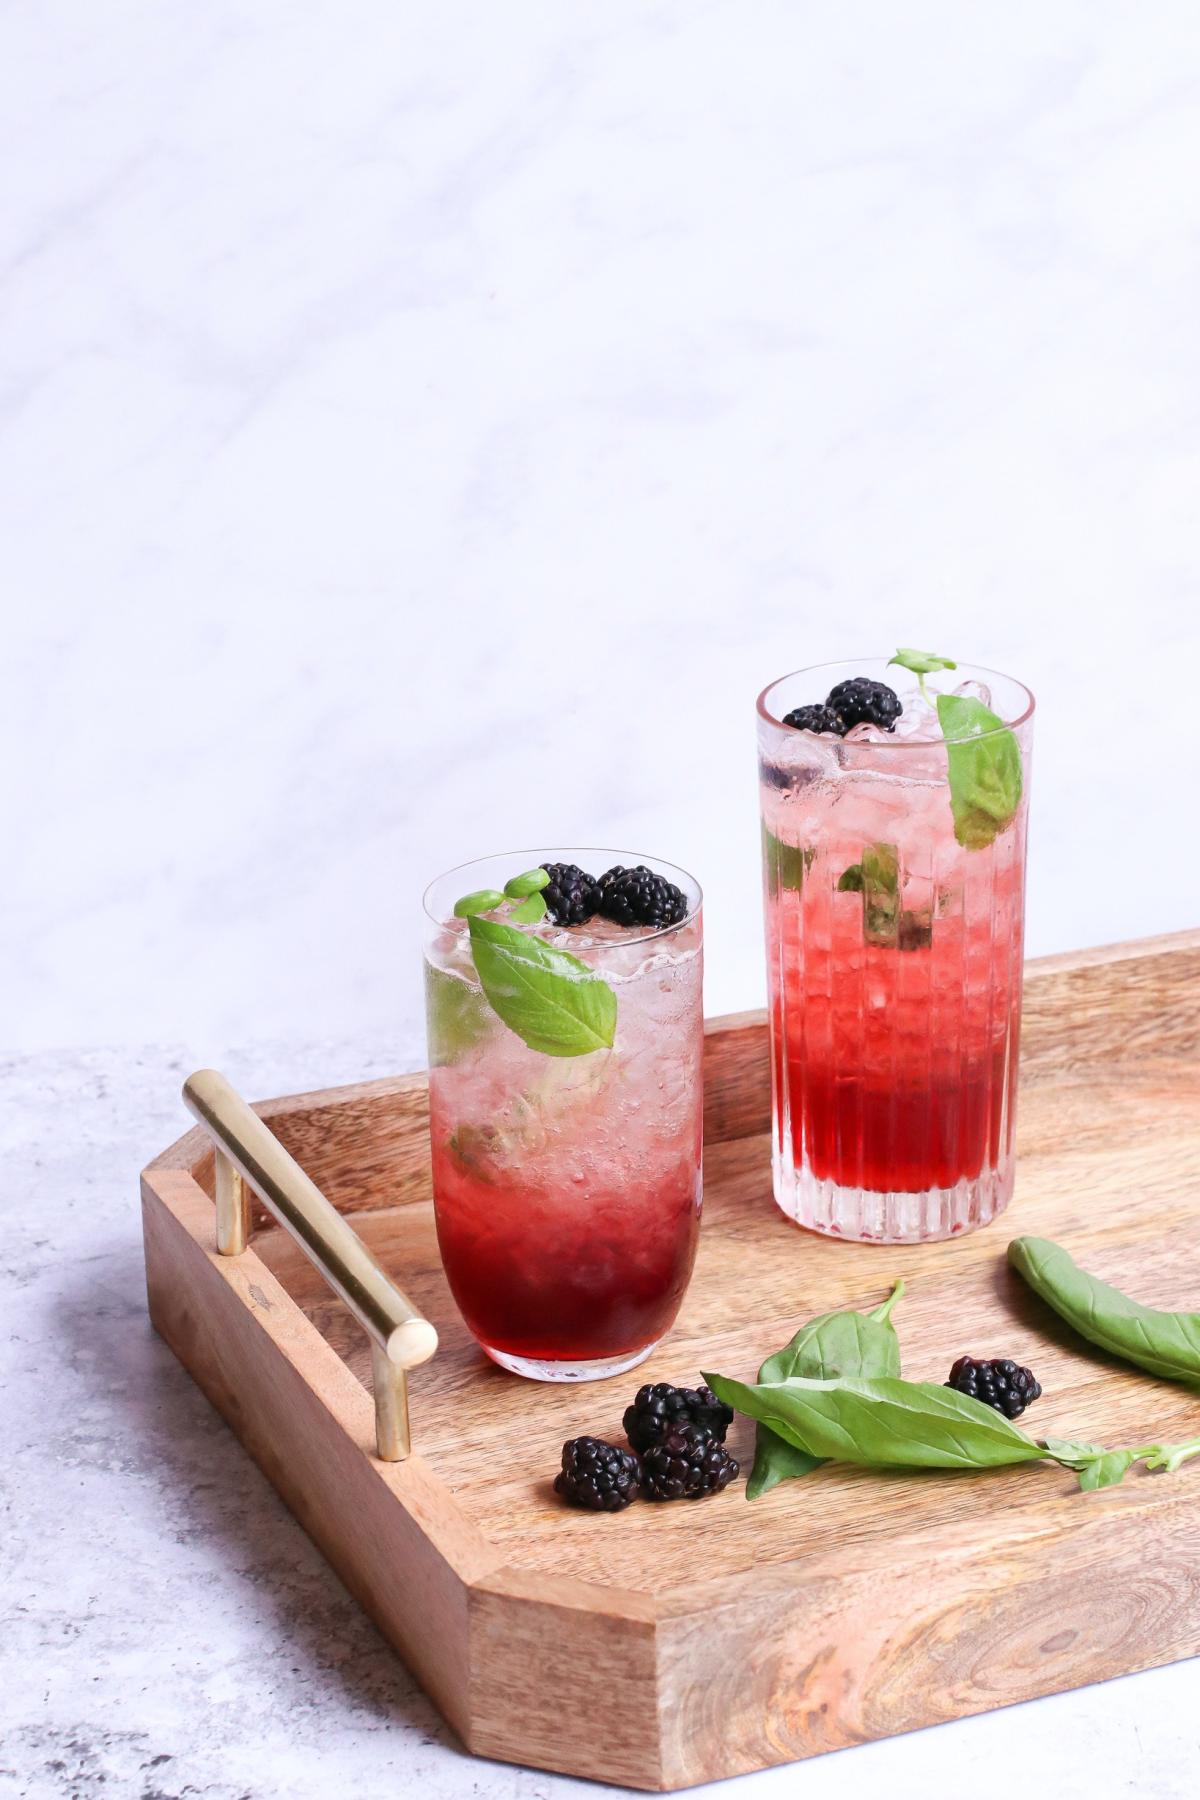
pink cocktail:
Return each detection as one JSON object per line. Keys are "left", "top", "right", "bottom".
{"left": 758, "top": 659, "right": 1034, "bottom": 1243}
{"left": 423, "top": 851, "right": 704, "bottom": 1379}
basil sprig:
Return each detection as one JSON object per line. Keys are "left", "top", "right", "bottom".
{"left": 467, "top": 915, "right": 616, "bottom": 1057}
{"left": 888, "top": 646, "right": 956, "bottom": 703}
{"left": 709, "top": 1362, "right": 1200, "bottom": 1493}
{"left": 1046, "top": 1434, "right": 1200, "bottom": 1491}
{"left": 746, "top": 1282, "right": 904, "bottom": 1499}
{"left": 936, "top": 692, "right": 1023, "bottom": 849}
{"left": 710, "top": 1371, "right": 1050, "bottom": 1472}
{"left": 1009, "top": 1237, "right": 1200, "bottom": 1386}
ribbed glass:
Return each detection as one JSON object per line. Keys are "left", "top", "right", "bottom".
{"left": 758, "top": 661, "right": 1034, "bottom": 1244}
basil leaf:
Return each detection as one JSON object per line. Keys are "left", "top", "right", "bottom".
{"left": 424, "top": 963, "right": 493, "bottom": 1065}
{"left": 509, "top": 891, "right": 548, "bottom": 924}
{"left": 706, "top": 1371, "right": 1048, "bottom": 1471}
{"left": 762, "top": 825, "right": 811, "bottom": 897}
{"left": 747, "top": 1282, "right": 904, "bottom": 1499}
{"left": 467, "top": 916, "right": 617, "bottom": 1057}
{"left": 1009, "top": 1236, "right": 1200, "bottom": 1385}
{"left": 936, "top": 694, "right": 1023, "bottom": 849}
{"left": 838, "top": 842, "right": 899, "bottom": 944}
{"left": 889, "top": 648, "right": 957, "bottom": 678}
{"left": 453, "top": 887, "right": 505, "bottom": 918}
{"left": 504, "top": 867, "right": 550, "bottom": 899}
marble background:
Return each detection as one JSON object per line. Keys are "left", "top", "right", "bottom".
{"left": 4, "top": 3, "right": 1200, "bottom": 1796}
{"left": 4, "top": 0, "right": 1200, "bottom": 1073}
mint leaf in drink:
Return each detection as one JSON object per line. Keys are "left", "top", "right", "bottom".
{"left": 467, "top": 915, "right": 617, "bottom": 1057}
{"left": 504, "top": 867, "right": 551, "bottom": 900}
{"left": 762, "top": 826, "right": 812, "bottom": 897}
{"left": 936, "top": 693, "right": 1023, "bottom": 849}
{"left": 747, "top": 1282, "right": 904, "bottom": 1499}
{"left": 509, "top": 891, "right": 548, "bottom": 924}
{"left": 454, "top": 887, "right": 505, "bottom": 918}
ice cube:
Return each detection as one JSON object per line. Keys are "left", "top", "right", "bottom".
{"left": 952, "top": 678, "right": 992, "bottom": 708}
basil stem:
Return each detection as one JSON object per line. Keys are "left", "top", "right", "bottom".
{"left": 1009, "top": 1237, "right": 1200, "bottom": 1386}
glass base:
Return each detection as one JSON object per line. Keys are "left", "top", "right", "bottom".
{"left": 482, "top": 1340, "right": 660, "bottom": 1382}
{"left": 773, "top": 1154, "right": 1013, "bottom": 1244}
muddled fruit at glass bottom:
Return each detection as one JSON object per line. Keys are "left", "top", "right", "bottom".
{"left": 430, "top": 1145, "right": 701, "bottom": 1363}
{"left": 777, "top": 1035, "right": 1016, "bottom": 1192}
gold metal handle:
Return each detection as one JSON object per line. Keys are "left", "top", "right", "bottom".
{"left": 182, "top": 1068, "right": 437, "bottom": 1460}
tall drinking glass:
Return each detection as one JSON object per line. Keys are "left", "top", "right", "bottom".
{"left": 758, "top": 660, "right": 1034, "bottom": 1243}
{"left": 423, "top": 850, "right": 704, "bottom": 1380}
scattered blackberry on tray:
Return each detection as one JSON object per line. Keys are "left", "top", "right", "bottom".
{"left": 623, "top": 1382, "right": 733, "bottom": 1454}
{"left": 597, "top": 865, "right": 688, "bottom": 930}
{"left": 641, "top": 1425, "right": 740, "bottom": 1501}
{"left": 554, "top": 1437, "right": 641, "bottom": 1511}
{"left": 781, "top": 703, "right": 848, "bottom": 737}
{"left": 945, "top": 1356, "right": 1042, "bottom": 1420}
{"left": 541, "top": 861, "right": 602, "bottom": 927}
{"left": 825, "top": 677, "right": 902, "bottom": 732}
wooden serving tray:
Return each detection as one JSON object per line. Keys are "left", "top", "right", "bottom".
{"left": 141, "top": 931, "right": 1200, "bottom": 1791}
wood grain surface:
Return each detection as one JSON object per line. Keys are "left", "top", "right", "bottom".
{"left": 141, "top": 930, "right": 1200, "bottom": 1790}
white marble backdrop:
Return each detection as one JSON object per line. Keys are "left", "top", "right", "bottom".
{"left": 4, "top": 0, "right": 1200, "bottom": 1075}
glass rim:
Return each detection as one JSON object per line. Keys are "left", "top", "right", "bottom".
{"left": 757, "top": 657, "right": 1035, "bottom": 746}
{"left": 422, "top": 847, "right": 703, "bottom": 946}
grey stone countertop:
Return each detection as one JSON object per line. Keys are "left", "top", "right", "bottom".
{"left": 3, "top": 1042, "right": 1197, "bottom": 1799}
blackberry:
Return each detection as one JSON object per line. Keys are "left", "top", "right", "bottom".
{"left": 782, "top": 703, "right": 848, "bottom": 737}
{"left": 642, "top": 1425, "right": 739, "bottom": 1501}
{"left": 946, "top": 1356, "right": 1042, "bottom": 1421}
{"left": 825, "top": 677, "right": 902, "bottom": 732}
{"left": 597, "top": 865, "right": 688, "bottom": 930}
{"left": 541, "top": 861, "right": 602, "bottom": 927}
{"left": 554, "top": 1437, "right": 641, "bottom": 1511}
{"left": 623, "top": 1382, "right": 733, "bottom": 1454}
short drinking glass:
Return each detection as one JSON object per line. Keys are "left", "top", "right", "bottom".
{"left": 758, "top": 660, "right": 1034, "bottom": 1243}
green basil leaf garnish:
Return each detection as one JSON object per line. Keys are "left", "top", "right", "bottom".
{"left": 706, "top": 1371, "right": 1048, "bottom": 1471}
{"left": 508, "top": 891, "right": 548, "bottom": 924}
{"left": 762, "top": 825, "right": 811, "bottom": 897}
{"left": 936, "top": 693, "right": 1023, "bottom": 849}
{"left": 424, "top": 963, "right": 493, "bottom": 1065}
{"left": 503, "top": 867, "right": 550, "bottom": 899}
{"left": 746, "top": 1282, "right": 904, "bottom": 1500}
{"left": 466, "top": 915, "right": 616, "bottom": 1058}
{"left": 838, "top": 842, "right": 899, "bottom": 944}
{"left": 889, "top": 647, "right": 957, "bottom": 678}
{"left": 453, "top": 887, "right": 505, "bottom": 918}
{"left": 1009, "top": 1236, "right": 1200, "bottom": 1386}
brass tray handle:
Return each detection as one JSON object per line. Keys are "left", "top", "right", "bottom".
{"left": 183, "top": 1069, "right": 437, "bottom": 1461}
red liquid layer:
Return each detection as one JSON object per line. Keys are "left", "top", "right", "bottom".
{"left": 430, "top": 1143, "right": 701, "bottom": 1363}
{"left": 776, "top": 1024, "right": 1014, "bottom": 1191}
{"left": 769, "top": 904, "right": 1022, "bottom": 1195}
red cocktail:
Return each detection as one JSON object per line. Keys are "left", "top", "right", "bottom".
{"left": 424, "top": 851, "right": 703, "bottom": 1379}
{"left": 759, "top": 658, "right": 1034, "bottom": 1242}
